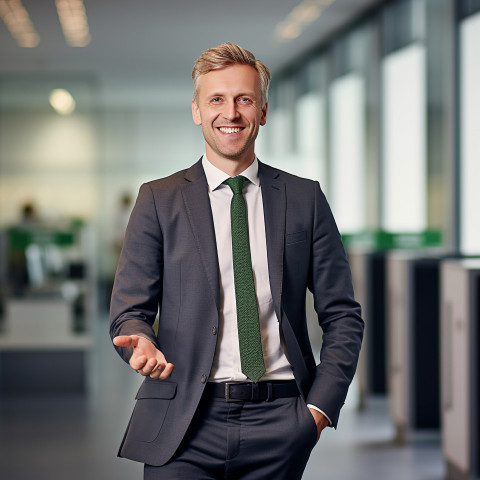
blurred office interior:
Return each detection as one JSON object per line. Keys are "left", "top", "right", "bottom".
{"left": 0, "top": 0, "right": 479, "bottom": 478}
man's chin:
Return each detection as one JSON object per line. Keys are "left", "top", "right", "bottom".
{"left": 214, "top": 148, "right": 250, "bottom": 161}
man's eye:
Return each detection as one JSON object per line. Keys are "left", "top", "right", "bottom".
{"left": 211, "top": 97, "right": 222, "bottom": 103}
{"left": 238, "top": 97, "right": 252, "bottom": 104}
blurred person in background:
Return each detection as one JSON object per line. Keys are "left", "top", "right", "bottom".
{"left": 110, "top": 42, "right": 363, "bottom": 480}
{"left": 8, "top": 202, "right": 40, "bottom": 296}
{"left": 112, "top": 192, "right": 133, "bottom": 256}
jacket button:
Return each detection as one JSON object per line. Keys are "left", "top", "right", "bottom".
{"left": 201, "top": 374, "right": 207, "bottom": 384}
{"left": 212, "top": 327, "right": 217, "bottom": 335}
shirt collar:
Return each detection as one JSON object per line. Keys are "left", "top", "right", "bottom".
{"left": 202, "top": 155, "right": 260, "bottom": 191}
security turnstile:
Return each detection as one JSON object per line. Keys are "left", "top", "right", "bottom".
{"left": 349, "top": 249, "right": 387, "bottom": 408}
{"left": 441, "top": 259, "right": 480, "bottom": 480}
{"left": 386, "top": 251, "right": 444, "bottom": 443}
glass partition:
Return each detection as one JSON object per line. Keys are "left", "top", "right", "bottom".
{"left": 381, "top": 43, "right": 427, "bottom": 232}
{"left": 329, "top": 72, "right": 366, "bottom": 234}
{"left": 459, "top": 11, "right": 480, "bottom": 254}
{"left": 294, "top": 92, "right": 327, "bottom": 184}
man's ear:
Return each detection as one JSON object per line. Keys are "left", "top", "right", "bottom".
{"left": 260, "top": 101, "right": 268, "bottom": 126}
{"left": 192, "top": 100, "right": 202, "bottom": 125}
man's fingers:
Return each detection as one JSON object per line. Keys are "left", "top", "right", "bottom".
{"left": 147, "top": 362, "right": 174, "bottom": 379}
{"left": 142, "top": 358, "right": 158, "bottom": 374}
{"left": 135, "top": 357, "right": 163, "bottom": 376}
{"left": 113, "top": 335, "right": 139, "bottom": 348}
{"left": 148, "top": 369, "right": 160, "bottom": 379}
{"left": 158, "top": 363, "right": 174, "bottom": 379}
{"left": 130, "top": 354, "right": 148, "bottom": 372}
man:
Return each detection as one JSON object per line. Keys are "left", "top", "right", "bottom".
{"left": 110, "top": 42, "right": 363, "bottom": 480}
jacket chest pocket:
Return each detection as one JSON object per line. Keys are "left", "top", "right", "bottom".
{"left": 286, "top": 231, "right": 307, "bottom": 246}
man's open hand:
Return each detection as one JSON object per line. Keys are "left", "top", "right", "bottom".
{"left": 113, "top": 335, "right": 174, "bottom": 379}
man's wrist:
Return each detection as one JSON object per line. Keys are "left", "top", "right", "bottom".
{"left": 306, "top": 404, "right": 332, "bottom": 426}
{"left": 135, "top": 334, "right": 153, "bottom": 342}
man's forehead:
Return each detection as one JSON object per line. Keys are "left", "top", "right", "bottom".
{"left": 196, "top": 65, "right": 261, "bottom": 93}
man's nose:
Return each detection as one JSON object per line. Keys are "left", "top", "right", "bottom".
{"left": 222, "top": 99, "right": 240, "bottom": 120}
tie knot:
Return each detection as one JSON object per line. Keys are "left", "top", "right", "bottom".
{"left": 224, "top": 176, "right": 246, "bottom": 195}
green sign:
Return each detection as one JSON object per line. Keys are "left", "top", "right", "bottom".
{"left": 342, "top": 230, "right": 442, "bottom": 250}
{"left": 8, "top": 227, "right": 76, "bottom": 249}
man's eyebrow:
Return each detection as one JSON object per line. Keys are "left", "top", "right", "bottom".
{"left": 207, "top": 90, "right": 256, "bottom": 96}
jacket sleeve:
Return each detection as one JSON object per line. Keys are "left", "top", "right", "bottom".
{"left": 305, "top": 181, "right": 364, "bottom": 427}
{"left": 109, "top": 183, "right": 163, "bottom": 363}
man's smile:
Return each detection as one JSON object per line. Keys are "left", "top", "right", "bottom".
{"left": 218, "top": 127, "right": 244, "bottom": 134}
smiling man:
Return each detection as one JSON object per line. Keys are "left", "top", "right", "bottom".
{"left": 110, "top": 42, "right": 363, "bottom": 480}
{"left": 191, "top": 62, "right": 267, "bottom": 172}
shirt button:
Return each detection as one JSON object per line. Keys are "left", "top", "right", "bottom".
{"left": 201, "top": 374, "right": 207, "bottom": 384}
{"left": 212, "top": 327, "right": 217, "bottom": 335}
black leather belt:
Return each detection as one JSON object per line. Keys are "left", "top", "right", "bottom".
{"left": 205, "top": 381, "right": 299, "bottom": 402}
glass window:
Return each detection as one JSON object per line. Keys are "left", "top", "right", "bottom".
{"left": 381, "top": 42, "right": 427, "bottom": 232}
{"left": 460, "top": 11, "right": 480, "bottom": 254}
{"left": 329, "top": 72, "right": 366, "bottom": 233}
{"left": 295, "top": 92, "right": 327, "bottom": 184}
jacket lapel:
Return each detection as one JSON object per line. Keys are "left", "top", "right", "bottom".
{"left": 259, "top": 162, "right": 311, "bottom": 396}
{"left": 181, "top": 160, "right": 220, "bottom": 310}
{"left": 258, "top": 161, "right": 285, "bottom": 321}
{"left": 180, "top": 159, "right": 286, "bottom": 316}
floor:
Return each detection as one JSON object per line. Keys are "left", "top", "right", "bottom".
{"left": 0, "top": 316, "right": 446, "bottom": 480}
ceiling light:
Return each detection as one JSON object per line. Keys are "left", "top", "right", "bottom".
{"left": 275, "top": 0, "right": 336, "bottom": 42}
{"left": 0, "top": 0, "right": 39, "bottom": 47}
{"left": 55, "top": 0, "right": 90, "bottom": 47}
{"left": 49, "top": 89, "right": 76, "bottom": 115}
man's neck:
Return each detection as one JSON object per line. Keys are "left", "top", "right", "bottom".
{"left": 205, "top": 151, "right": 256, "bottom": 177}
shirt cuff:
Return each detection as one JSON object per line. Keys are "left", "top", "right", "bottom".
{"left": 306, "top": 404, "right": 333, "bottom": 426}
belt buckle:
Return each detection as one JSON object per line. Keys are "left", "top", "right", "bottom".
{"left": 224, "top": 382, "right": 242, "bottom": 402}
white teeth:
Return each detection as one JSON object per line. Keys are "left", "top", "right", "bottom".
{"left": 219, "top": 127, "right": 242, "bottom": 134}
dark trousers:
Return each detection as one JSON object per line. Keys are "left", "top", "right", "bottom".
{"left": 144, "top": 387, "right": 318, "bottom": 480}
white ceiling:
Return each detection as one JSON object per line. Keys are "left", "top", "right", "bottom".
{"left": 0, "top": 0, "right": 384, "bottom": 108}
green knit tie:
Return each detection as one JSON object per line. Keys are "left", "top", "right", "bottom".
{"left": 224, "top": 176, "right": 265, "bottom": 383}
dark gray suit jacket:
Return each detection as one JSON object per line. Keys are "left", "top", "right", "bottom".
{"left": 109, "top": 159, "right": 363, "bottom": 466}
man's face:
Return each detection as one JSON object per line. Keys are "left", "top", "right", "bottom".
{"left": 192, "top": 64, "right": 268, "bottom": 166}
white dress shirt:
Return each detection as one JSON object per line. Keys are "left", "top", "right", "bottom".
{"left": 202, "top": 156, "right": 331, "bottom": 424}
{"left": 202, "top": 156, "right": 294, "bottom": 382}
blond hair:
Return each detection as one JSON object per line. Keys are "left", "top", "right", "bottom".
{"left": 192, "top": 42, "right": 271, "bottom": 107}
